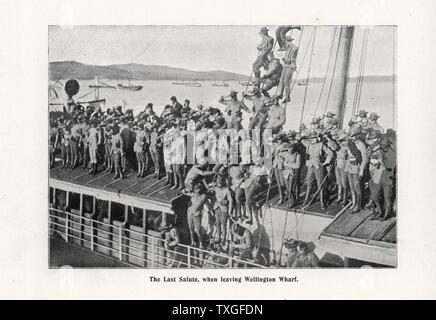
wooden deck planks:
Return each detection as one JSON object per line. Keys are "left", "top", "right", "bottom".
{"left": 323, "top": 209, "right": 374, "bottom": 236}
{"left": 350, "top": 217, "right": 396, "bottom": 241}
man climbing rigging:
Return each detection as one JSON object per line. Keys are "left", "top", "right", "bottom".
{"left": 276, "top": 25, "right": 302, "bottom": 51}
{"left": 256, "top": 52, "right": 283, "bottom": 98}
{"left": 277, "top": 33, "right": 300, "bottom": 103}
{"left": 252, "top": 26, "right": 274, "bottom": 84}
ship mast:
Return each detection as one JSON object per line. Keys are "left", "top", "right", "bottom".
{"left": 331, "top": 26, "right": 355, "bottom": 129}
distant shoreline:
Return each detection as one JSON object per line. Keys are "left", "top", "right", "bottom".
{"left": 49, "top": 61, "right": 249, "bottom": 82}
{"left": 50, "top": 77, "right": 395, "bottom": 82}
{"left": 49, "top": 60, "right": 394, "bottom": 82}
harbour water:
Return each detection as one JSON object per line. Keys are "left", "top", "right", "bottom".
{"left": 50, "top": 79, "right": 396, "bottom": 131}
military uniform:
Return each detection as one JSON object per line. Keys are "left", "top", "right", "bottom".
{"left": 228, "top": 164, "right": 246, "bottom": 219}
{"left": 171, "top": 99, "right": 183, "bottom": 118}
{"left": 213, "top": 182, "right": 233, "bottom": 245}
{"left": 266, "top": 102, "right": 286, "bottom": 134}
{"left": 258, "top": 58, "right": 283, "bottom": 97}
{"left": 187, "top": 192, "right": 207, "bottom": 248}
{"left": 160, "top": 108, "right": 172, "bottom": 122}
{"left": 244, "top": 164, "right": 269, "bottom": 224}
{"left": 285, "top": 249, "right": 299, "bottom": 268}
{"left": 246, "top": 93, "right": 271, "bottom": 130}
{"left": 291, "top": 251, "right": 320, "bottom": 268}
{"left": 184, "top": 165, "right": 212, "bottom": 192}
{"left": 49, "top": 126, "right": 57, "bottom": 167}
{"left": 277, "top": 40, "right": 299, "bottom": 102}
{"left": 348, "top": 110, "right": 370, "bottom": 132}
{"left": 218, "top": 95, "right": 249, "bottom": 131}
{"left": 63, "top": 129, "right": 71, "bottom": 168}
{"left": 276, "top": 25, "right": 301, "bottom": 50}
{"left": 273, "top": 140, "right": 286, "bottom": 203}
{"left": 368, "top": 143, "right": 396, "bottom": 219}
{"left": 252, "top": 27, "right": 274, "bottom": 80}
{"left": 230, "top": 225, "right": 254, "bottom": 264}
{"left": 367, "top": 113, "right": 385, "bottom": 133}
{"left": 111, "top": 132, "right": 124, "bottom": 179}
{"left": 70, "top": 123, "right": 81, "bottom": 168}
{"left": 162, "top": 226, "right": 182, "bottom": 267}
{"left": 163, "top": 127, "right": 175, "bottom": 185}
{"left": 134, "top": 129, "right": 147, "bottom": 176}
{"left": 335, "top": 138, "right": 349, "bottom": 205}
{"left": 144, "top": 111, "right": 162, "bottom": 128}
{"left": 281, "top": 144, "right": 301, "bottom": 207}
{"left": 77, "top": 124, "right": 87, "bottom": 169}
{"left": 103, "top": 127, "right": 113, "bottom": 172}
{"left": 171, "top": 128, "right": 187, "bottom": 190}
{"left": 88, "top": 126, "right": 101, "bottom": 174}
{"left": 301, "top": 136, "right": 334, "bottom": 209}
{"left": 345, "top": 132, "right": 369, "bottom": 213}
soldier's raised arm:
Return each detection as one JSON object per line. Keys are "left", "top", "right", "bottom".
{"left": 322, "top": 144, "right": 334, "bottom": 166}
{"left": 239, "top": 99, "right": 250, "bottom": 112}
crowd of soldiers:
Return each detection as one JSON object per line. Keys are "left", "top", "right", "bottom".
{"left": 49, "top": 25, "right": 397, "bottom": 268}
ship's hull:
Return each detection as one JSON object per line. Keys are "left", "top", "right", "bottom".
{"left": 49, "top": 158, "right": 395, "bottom": 268}
{"left": 239, "top": 81, "right": 254, "bottom": 86}
{"left": 117, "top": 84, "right": 143, "bottom": 91}
{"left": 211, "top": 83, "right": 229, "bottom": 87}
{"left": 184, "top": 83, "right": 201, "bottom": 87}
{"left": 89, "top": 85, "right": 116, "bottom": 89}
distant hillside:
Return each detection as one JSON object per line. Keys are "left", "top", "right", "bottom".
{"left": 50, "top": 61, "right": 249, "bottom": 81}
{"left": 50, "top": 61, "right": 393, "bottom": 82}
{"left": 50, "top": 61, "right": 131, "bottom": 80}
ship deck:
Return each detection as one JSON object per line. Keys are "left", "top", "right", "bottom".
{"left": 318, "top": 207, "right": 397, "bottom": 266}
{"left": 321, "top": 209, "right": 397, "bottom": 244}
{"left": 49, "top": 164, "right": 180, "bottom": 205}
{"left": 49, "top": 162, "right": 397, "bottom": 266}
{"left": 49, "top": 163, "right": 344, "bottom": 218}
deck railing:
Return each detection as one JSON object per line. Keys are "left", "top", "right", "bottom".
{"left": 49, "top": 208, "right": 267, "bottom": 268}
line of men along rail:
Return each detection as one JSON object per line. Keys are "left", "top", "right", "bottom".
{"left": 49, "top": 25, "right": 397, "bottom": 268}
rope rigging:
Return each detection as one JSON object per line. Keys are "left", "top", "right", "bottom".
{"left": 313, "top": 26, "right": 338, "bottom": 117}
{"left": 284, "top": 28, "right": 372, "bottom": 244}
{"left": 76, "top": 89, "right": 98, "bottom": 100}
{"left": 52, "top": 27, "right": 75, "bottom": 73}
{"left": 48, "top": 26, "right": 391, "bottom": 268}
{"left": 352, "top": 28, "right": 370, "bottom": 116}
{"left": 322, "top": 27, "right": 344, "bottom": 116}
{"left": 287, "top": 27, "right": 313, "bottom": 97}
{"left": 286, "top": 164, "right": 335, "bottom": 240}
{"left": 251, "top": 28, "right": 305, "bottom": 263}
{"left": 54, "top": 29, "right": 99, "bottom": 87}
{"left": 254, "top": 170, "right": 273, "bottom": 256}
{"left": 243, "top": 27, "right": 305, "bottom": 265}
{"left": 251, "top": 27, "right": 320, "bottom": 265}
{"left": 276, "top": 175, "right": 297, "bottom": 265}
{"left": 298, "top": 26, "right": 317, "bottom": 128}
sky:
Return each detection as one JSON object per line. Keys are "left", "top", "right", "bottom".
{"left": 49, "top": 25, "right": 396, "bottom": 77}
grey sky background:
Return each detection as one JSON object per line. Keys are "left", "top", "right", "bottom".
{"left": 49, "top": 25, "right": 395, "bottom": 77}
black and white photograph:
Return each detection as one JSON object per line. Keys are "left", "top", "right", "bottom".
{"left": 48, "top": 25, "right": 397, "bottom": 269}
